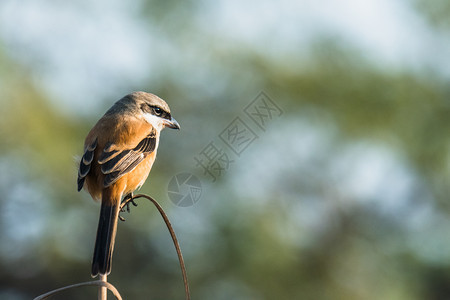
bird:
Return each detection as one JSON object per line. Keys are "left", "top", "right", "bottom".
{"left": 77, "top": 91, "right": 180, "bottom": 277}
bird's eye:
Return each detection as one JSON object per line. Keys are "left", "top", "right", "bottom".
{"left": 153, "top": 107, "right": 162, "bottom": 116}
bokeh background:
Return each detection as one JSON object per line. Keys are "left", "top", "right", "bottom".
{"left": 1, "top": 0, "right": 450, "bottom": 299}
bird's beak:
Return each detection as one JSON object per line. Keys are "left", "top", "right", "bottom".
{"left": 164, "top": 117, "right": 180, "bottom": 130}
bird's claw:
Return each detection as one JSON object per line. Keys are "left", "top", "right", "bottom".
{"left": 123, "top": 198, "right": 138, "bottom": 213}
{"left": 119, "top": 193, "right": 137, "bottom": 221}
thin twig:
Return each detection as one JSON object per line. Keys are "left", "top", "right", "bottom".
{"left": 120, "top": 193, "right": 191, "bottom": 300}
{"left": 35, "top": 194, "right": 188, "bottom": 299}
{"left": 33, "top": 280, "right": 122, "bottom": 300}
{"left": 99, "top": 274, "right": 107, "bottom": 300}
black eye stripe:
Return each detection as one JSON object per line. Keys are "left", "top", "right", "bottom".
{"left": 140, "top": 103, "right": 171, "bottom": 119}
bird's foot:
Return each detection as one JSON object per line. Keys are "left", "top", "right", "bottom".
{"left": 119, "top": 193, "right": 138, "bottom": 221}
{"left": 122, "top": 193, "right": 138, "bottom": 212}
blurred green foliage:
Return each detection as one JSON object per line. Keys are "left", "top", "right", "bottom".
{"left": 415, "top": 0, "right": 450, "bottom": 29}
{"left": 0, "top": 1, "right": 449, "bottom": 299}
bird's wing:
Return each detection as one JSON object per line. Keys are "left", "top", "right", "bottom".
{"left": 77, "top": 138, "right": 98, "bottom": 191}
{"left": 98, "top": 129, "right": 157, "bottom": 187}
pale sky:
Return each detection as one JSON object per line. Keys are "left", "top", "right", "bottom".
{"left": 1, "top": 0, "right": 448, "bottom": 113}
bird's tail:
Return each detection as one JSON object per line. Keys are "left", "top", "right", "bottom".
{"left": 91, "top": 194, "right": 120, "bottom": 277}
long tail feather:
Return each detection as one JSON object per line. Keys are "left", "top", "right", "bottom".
{"left": 91, "top": 201, "right": 120, "bottom": 277}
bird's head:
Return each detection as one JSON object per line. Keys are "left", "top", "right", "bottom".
{"left": 122, "top": 91, "right": 180, "bottom": 131}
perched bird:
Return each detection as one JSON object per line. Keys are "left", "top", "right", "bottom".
{"left": 77, "top": 91, "right": 180, "bottom": 277}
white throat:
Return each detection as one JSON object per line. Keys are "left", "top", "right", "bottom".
{"left": 143, "top": 113, "right": 165, "bottom": 132}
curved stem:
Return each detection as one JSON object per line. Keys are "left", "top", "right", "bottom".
{"left": 120, "top": 194, "right": 191, "bottom": 300}
{"left": 33, "top": 279, "right": 122, "bottom": 300}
